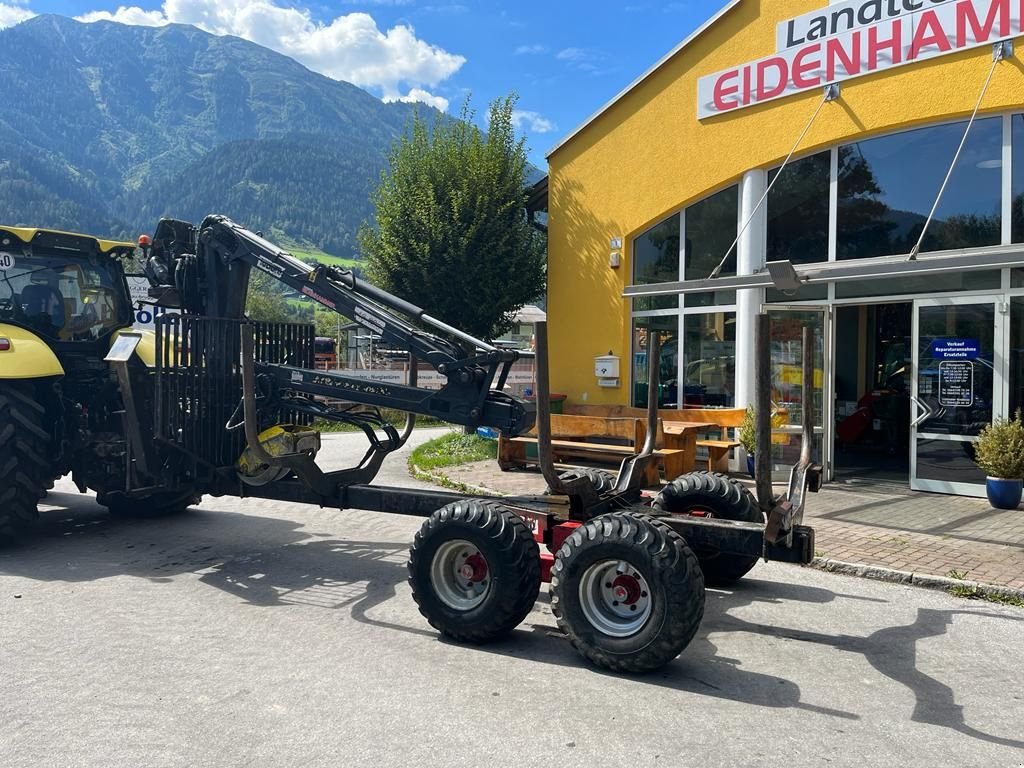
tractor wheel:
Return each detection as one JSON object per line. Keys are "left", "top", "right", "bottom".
{"left": 99, "top": 491, "right": 201, "bottom": 518}
{"left": 652, "top": 471, "right": 763, "bottom": 586}
{"left": 408, "top": 499, "right": 541, "bottom": 644}
{"left": 550, "top": 512, "right": 705, "bottom": 674}
{"left": 0, "top": 383, "right": 52, "bottom": 542}
{"left": 545, "top": 468, "right": 617, "bottom": 495}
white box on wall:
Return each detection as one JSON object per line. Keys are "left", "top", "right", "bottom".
{"left": 594, "top": 355, "right": 619, "bottom": 379}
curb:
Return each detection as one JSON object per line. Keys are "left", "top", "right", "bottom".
{"left": 810, "top": 557, "right": 1024, "bottom": 601}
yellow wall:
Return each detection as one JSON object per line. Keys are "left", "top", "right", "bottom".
{"left": 547, "top": 0, "right": 1024, "bottom": 405}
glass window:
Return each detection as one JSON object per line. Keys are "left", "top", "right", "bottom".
{"left": 1014, "top": 114, "right": 1024, "bottom": 243}
{"left": 0, "top": 252, "right": 129, "bottom": 340}
{"left": 837, "top": 118, "right": 1003, "bottom": 259}
{"left": 1011, "top": 298, "right": 1024, "bottom": 416}
{"left": 834, "top": 270, "right": 1000, "bottom": 299}
{"left": 682, "top": 312, "right": 735, "bottom": 407}
{"left": 767, "top": 151, "right": 830, "bottom": 265}
{"left": 684, "top": 185, "right": 738, "bottom": 307}
{"left": 632, "top": 315, "right": 678, "bottom": 408}
{"left": 632, "top": 214, "right": 679, "bottom": 312}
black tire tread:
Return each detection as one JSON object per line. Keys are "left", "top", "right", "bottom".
{"left": 544, "top": 468, "right": 617, "bottom": 496}
{"left": 0, "top": 383, "right": 52, "bottom": 541}
{"left": 408, "top": 499, "right": 541, "bottom": 644}
{"left": 651, "top": 471, "right": 763, "bottom": 586}
{"left": 550, "top": 512, "right": 705, "bottom": 674}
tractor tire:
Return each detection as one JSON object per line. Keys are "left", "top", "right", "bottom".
{"left": 408, "top": 499, "right": 541, "bottom": 644}
{"left": 0, "top": 383, "right": 52, "bottom": 542}
{"left": 99, "top": 491, "right": 201, "bottom": 518}
{"left": 652, "top": 471, "right": 763, "bottom": 586}
{"left": 550, "top": 512, "right": 705, "bottom": 674}
{"left": 545, "top": 468, "right": 617, "bottom": 495}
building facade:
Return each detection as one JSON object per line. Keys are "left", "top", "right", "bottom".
{"left": 546, "top": 0, "right": 1024, "bottom": 496}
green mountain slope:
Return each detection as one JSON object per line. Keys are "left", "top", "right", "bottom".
{"left": 0, "top": 14, "right": 429, "bottom": 254}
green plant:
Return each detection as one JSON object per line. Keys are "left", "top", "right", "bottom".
{"left": 408, "top": 431, "right": 498, "bottom": 473}
{"left": 738, "top": 405, "right": 756, "bottom": 454}
{"left": 973, "top": 409, "right": 1024, "bottom": 479}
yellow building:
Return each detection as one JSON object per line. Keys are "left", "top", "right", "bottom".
{"left": 546, "top": 0, "right": 1024, "bottom": 496}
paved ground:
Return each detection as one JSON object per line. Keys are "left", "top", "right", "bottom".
{"left": 2, "top": 428, "right": 1024, "bottom": 767}
{"left": 443, "top": 459, "right": 1024, "bottom": 591}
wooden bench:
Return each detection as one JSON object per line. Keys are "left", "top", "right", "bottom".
{"left": 564, "top": 404, "right": 747, "bottom": 473}
{"left": 497, "top": 414, "right": 687, "bottom": 483}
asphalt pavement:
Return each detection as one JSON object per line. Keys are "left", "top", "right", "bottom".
{"left": 2, "top": 428, "right": 1023, "bottom": 768}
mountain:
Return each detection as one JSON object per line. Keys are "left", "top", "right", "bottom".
{"left": 0, "top": 14, "right": 433, "bottom": 257}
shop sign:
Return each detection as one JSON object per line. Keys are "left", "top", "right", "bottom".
{"left": 930, "top": 337, "right": 980, "bottom": 359}
{"left": 938, "top": 360, "right": 974, "bottom": 406}
{"left": 697, "top": 0, "right": 1023, "bottom": 119}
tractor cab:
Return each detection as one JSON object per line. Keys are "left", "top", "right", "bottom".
{"left": 0, "top": 227, "right": 135, "bottom": 344}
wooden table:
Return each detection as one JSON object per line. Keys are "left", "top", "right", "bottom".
{"left": 661, "top": 421, "right": 720, "bottom": 474}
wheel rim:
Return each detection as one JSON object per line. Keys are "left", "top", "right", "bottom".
{"left": 430, "top": 539, "right": 491, "bottom": 611}
{"left": 578, "top": 559, "right": 653, "bottom": 638}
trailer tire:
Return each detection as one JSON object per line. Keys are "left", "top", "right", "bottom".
{"left": 408, "top": 499, "right": 540, "bottom": 644}
{"left": 99, "top": 491, "right": 201, "bottom": 518}
{"left": 550, "top": 512, "right": 704, "bottom": 674}
{"left": 0, "top": 383, "right": 52, "bottom": 542}
{"left": 544, "top": 468, "right": 617, "bottom": 495}
{"left": 652, "top": 471, "right": 763, "bottom": 586}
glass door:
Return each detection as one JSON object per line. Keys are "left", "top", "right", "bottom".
{"left": 765, "top": 306, "right": 832, "bottom": 481}
{"left": 911, "top": 297, "right": 1003, "bottom": 496}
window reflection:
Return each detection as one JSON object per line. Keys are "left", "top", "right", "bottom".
{"left": 685, "top": 185, "right": 738, "bottom": 307}
{"left": 1014, "top": 114, "right": 1024, "bottom": 243}
{"left": 632, "top": 214, "right": 679, "bottom": 311}
{"left": 682, "top": 312, "right": 735, "bottom": 407}
{"left": 632, "top": 315, "right": 678, "bottom": 408}
{"left": 685, "top": 186, "right": 738, "bottom": 280}
{"left": 767, "top": 151, "right": 830, "bottom": 265}
{"left": 837, "top": 118, "right": 1002, "bottom": 259}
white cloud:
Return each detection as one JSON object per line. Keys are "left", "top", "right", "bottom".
{"left": 0, "top": 2, "right": 34, "bottom": 29}
{"left": 511, "top": 110, "right": 554, "bottom": 134}
{"left": 514, "top": 44, "right": 547, "bottom": 55}
{"left": 389, "top": 87, "right": 448, "bottom": 112}
{"left": 71, "top": 0, "right": 465, "bottom": 110}
{"left": 77, "top": 6, "right": 167, "bottom": 26}
{"left": 555, "top": 47, "right": 589, "bottom": 62}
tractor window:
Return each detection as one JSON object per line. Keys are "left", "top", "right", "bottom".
{"left": 0, "top": 254, "right": 128, "bottom": 341}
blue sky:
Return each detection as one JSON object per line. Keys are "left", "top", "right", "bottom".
{"left": 0, "top": 0, "right": 726, "bottom": 165}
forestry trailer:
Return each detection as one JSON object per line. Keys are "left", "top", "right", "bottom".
{"left": 0, "top": 216, "right": 817, "bottom": 673}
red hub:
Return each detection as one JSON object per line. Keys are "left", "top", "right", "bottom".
{"left": 610, "top": 574, "right": 642, "bottom": 605}
{"left": 459, "top": 553, "right": 489, "bottom": 583}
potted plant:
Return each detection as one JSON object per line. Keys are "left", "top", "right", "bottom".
{"left": 973, "top": 410, "right": 1024, "bottom": 510}
{"left": 738, "top": 405, "right": 756, "bottom": 476}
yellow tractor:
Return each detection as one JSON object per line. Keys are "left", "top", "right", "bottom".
{"left": 0, "top": 225, "right": 196, "bottom": 539}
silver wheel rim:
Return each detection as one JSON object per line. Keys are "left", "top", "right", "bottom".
{"left": 430, "top": 539, "right": 491, "bottom": 611}
{"left": 578, "top": 559, "right": 652, "bottom": 637}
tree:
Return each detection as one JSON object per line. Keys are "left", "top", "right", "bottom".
{"left": 359, "top": 94, "right": 546, "bottom": 341}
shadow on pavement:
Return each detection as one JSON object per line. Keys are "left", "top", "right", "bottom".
{"left": 5, "top": 492, "right": 1023, "bottom": 747}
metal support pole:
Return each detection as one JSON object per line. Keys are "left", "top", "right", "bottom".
{"left": 755, "top": 314, "right": 774, "bottom": 510}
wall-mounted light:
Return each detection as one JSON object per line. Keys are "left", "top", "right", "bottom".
{"left": 609, "top": 252, "right": 621, "bottom": 269}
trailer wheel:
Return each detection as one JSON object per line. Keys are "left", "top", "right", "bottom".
{"left": 652, "top": 471, "right": 763, "bottom": 586}
{"left": 408, "top": 499, "right": 540, "bottom": 644}
{"left": 99, "top": 491, "right": 201, "bottom": 518}
{"left": 544, "top": 468, "right": 617, "bottom": 495}
{"left": 0, "top": 383, "right": 51, "bottom": 542}
{"left": 550, "top": 512, "right": 704, "bottom": 674}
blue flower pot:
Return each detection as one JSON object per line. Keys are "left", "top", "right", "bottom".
{"left": 985, "top": 477, "right": 1022, "bottom": 510}
{"left": 746, "top": 454, "right": 755, "bottom": 478}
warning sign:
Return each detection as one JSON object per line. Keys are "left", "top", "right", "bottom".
{"left": 938, "top": 361, "right": 974, "bottom": 408}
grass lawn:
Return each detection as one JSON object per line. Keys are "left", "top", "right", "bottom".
{"left": 408, "top": 431, "right": 498, "bottom": 473}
